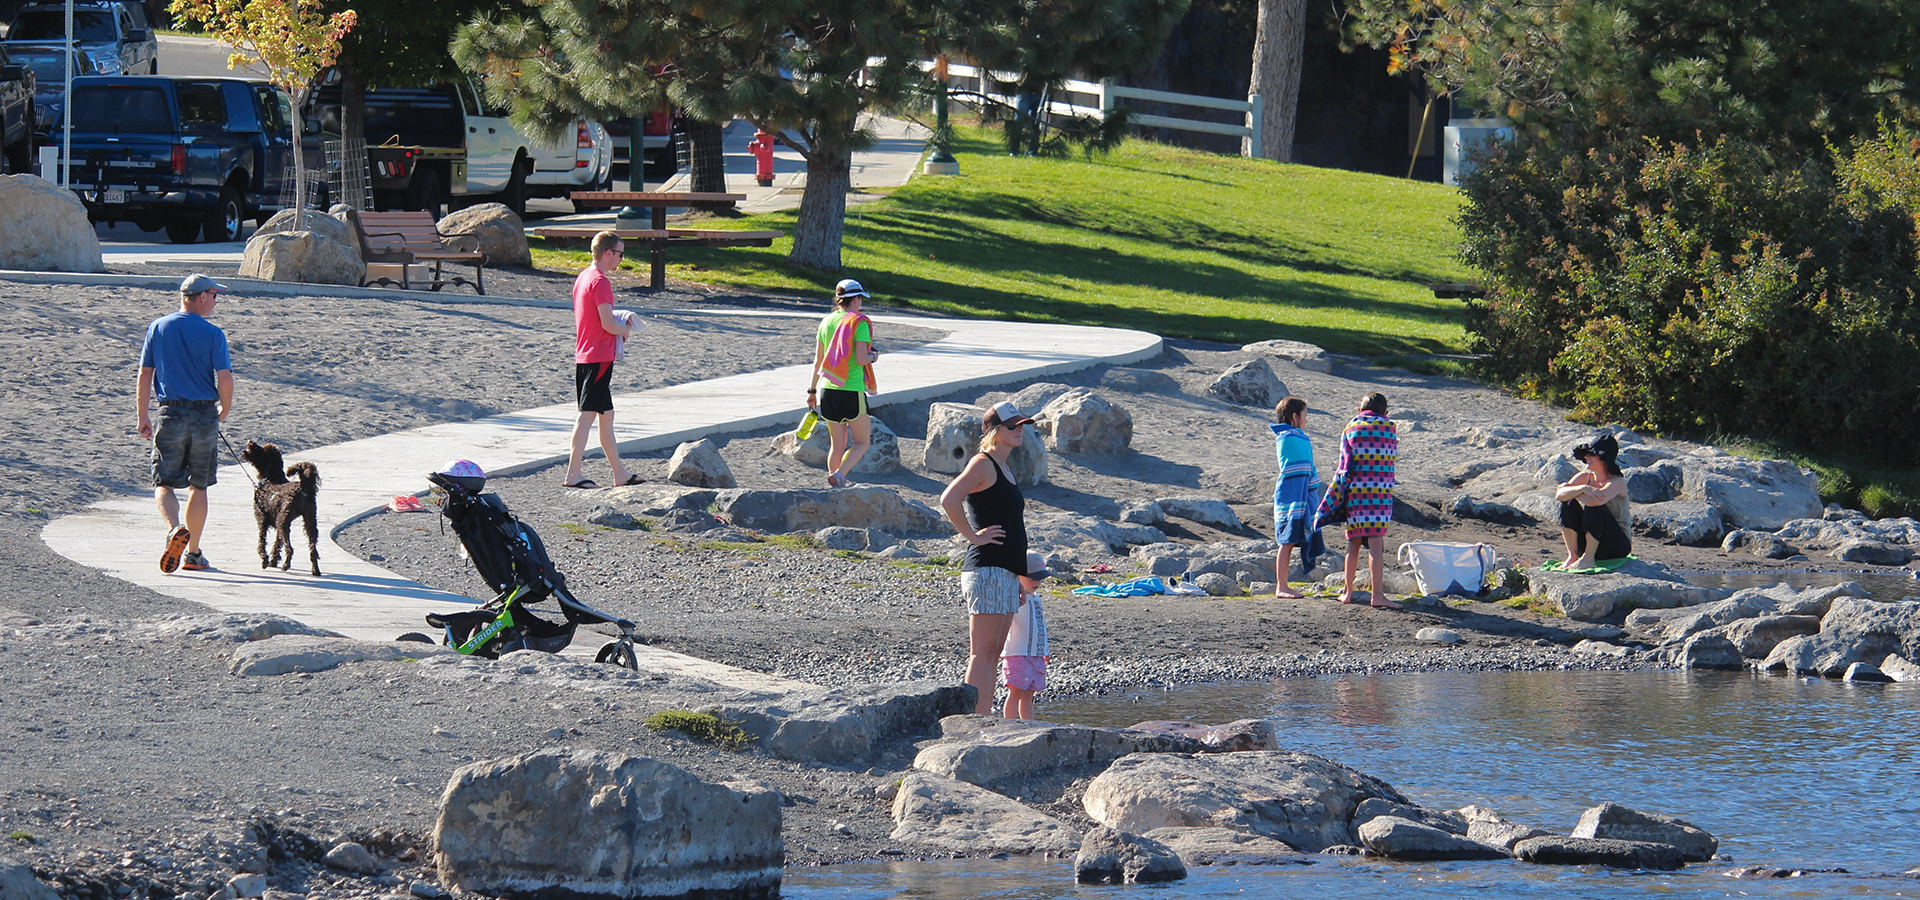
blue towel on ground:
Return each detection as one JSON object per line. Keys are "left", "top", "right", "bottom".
{"left": 1072, "top": 577, "right": 1167, "bottom": 597}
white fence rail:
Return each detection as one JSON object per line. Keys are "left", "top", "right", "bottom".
{"left": 931, "top": 63, "right": 1264, "bottom": 158}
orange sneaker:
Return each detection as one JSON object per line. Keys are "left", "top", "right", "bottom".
{"left": 180, "top": 551, "right": 214, "bottom": 571}
{"left": 160, "top": 526, "right": 190, "bottom": 573}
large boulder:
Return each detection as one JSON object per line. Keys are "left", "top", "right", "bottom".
{"left": 1126, "top": 719, "right": 1279, "bottom": 752}
{"left": 1676, "top": 633, "right": 1744, "bottom": 669}
{"left": 255, "top": 207, "right": 358, "bottom": 251}
{"left": 1692, "top": 615, "right": 1822, "bottom": 659}
{"left": 923, "top": 402, "right": 1047, "bottom": 484}
{"left": 1622, "top": 467, "right": 1677, "bottom": 503}
{"left": 1571, "top": 802, "right": 1717, "bottom": 862}
{"left": 1155, "top": 497, "right": 1246, "bottom": 532}
{"left": 712, "top": 486, "right": 946, "bottom": 535}
{"left": 1206, "top": 358, "right": 1285, "bottom": 408}
{"left": 1831, "top": 539, "right": 1911, "bottom": 566}
{"left": 1081, "top": 751, "right": 1406, "bottom": 853}
{"left": 240, "top": 231, "right": 364, "bottom": 285}
{"left": 1460, "top": 805, "right": 1552, "bottom": 852}
{"left": 438, "top": 202, "right": 531, "bottom": 266}
{"left": 1355, "top": 816, "right": 1508, "bottom": 861}
{"left": 434, "top": 749, "right": 782, "bottom": 899}
{"left": 1672, "top": 455, "right": 1822, "bottom": 531}
{"left": 666, "top": 438, "right": 737, "bottom": 488}
{"left": 770, "top": 417, "right": 901, "bottom": 475}
{"left": 1633, "top": 500, "right": 1723, "bottom": 546}
{"left": 889, "top": 772, "right": 1080, "bottom": 854}
{"left": 1240, "top": 339, "right": 1332, "bottom": 374}
{"left": 1759, "top": 598, "right": 1920, "bottom": 676}
{"left": 0, "top": 853, "right": 63, "bottom": 900}
{"left": 1352, "top": 797, "right": 1467, "bottom": 835}
{"left": 1523, "top": 558, "right": 1730, "bottom": 620}
{"left": 0, "top": 174, "right": 104, "bottom": 272}
{"left": 1513, "top": 836, "right": 1686, "bottom": 870}
{"left": 913, "top": 721, "right": 1206, "bottom": 792}
{"left": 704, "top": 680, "right": 973, "bottom": 765}
{"left": 1624, "top": 583, "right": 1865, "bottom": 642}
{"left": 1074, "top": 828, "right": 1186, "bottom": 884}
{"left": 1036, "top": 388, "right": 1133, "bottom": 454}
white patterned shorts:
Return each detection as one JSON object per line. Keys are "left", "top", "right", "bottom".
{"left": 960, "top": 566, "right": 1021, "bottom": 615}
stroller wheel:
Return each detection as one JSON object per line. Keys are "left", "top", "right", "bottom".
{"left": 396, "top": 632, "right": 437, "bottom": 644}
{"left": 596, "top": 640, "right": 639, "bottom": 671}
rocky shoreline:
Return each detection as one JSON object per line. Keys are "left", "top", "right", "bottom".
{"left": 5, "top": 273, "right": 1919, "bottom": 898}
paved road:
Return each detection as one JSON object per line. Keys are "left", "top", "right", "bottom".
{"left": 158, "top": 33, "right": 268, "bottom": 77}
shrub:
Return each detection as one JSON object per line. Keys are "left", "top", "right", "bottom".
{"left": 642, "top": 710, "right": 751, "bottom": 751}
{"left": 1456, "top": 126, "right": 1920, "bottom": 462}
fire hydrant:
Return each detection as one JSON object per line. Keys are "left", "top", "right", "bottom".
{"left": 747, "top": 130, "right": 778, "bottom": 187}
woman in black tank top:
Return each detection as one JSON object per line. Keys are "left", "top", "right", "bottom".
{"left": 939, "top": 401, "right": 1036, "bottom": 715}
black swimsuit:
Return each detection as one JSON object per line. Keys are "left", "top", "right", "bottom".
{"left": 961, "top": 455, "right": 1027, "bottom": 575}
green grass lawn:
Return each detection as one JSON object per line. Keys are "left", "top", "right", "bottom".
{"left": 533, "top": 131, "right": 1473, "bottom": 356}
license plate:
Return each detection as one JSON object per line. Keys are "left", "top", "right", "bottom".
{"left": 101, "top": 189, "right": 125, "bottom": 204}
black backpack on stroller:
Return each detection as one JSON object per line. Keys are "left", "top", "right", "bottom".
{"left": 412, "top": 469, "right": 639, "bottom": 668}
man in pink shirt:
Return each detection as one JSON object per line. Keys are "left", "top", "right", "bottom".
{"left": 562, "top": 231, "right": 641, "bottom": 489}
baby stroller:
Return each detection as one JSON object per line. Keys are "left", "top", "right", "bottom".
{"left": 405, "top": 460, "right": 640, "bottom": 669}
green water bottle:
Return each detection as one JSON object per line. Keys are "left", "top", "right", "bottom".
{"left": 797, "top": 410, "right": 821, "bottom": 440}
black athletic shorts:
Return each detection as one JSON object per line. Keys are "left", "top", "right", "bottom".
{"left": 575, "top": 361, "right": 615, "bottom": 413}
{"left": 819, "top": 387, "right": 865, "bottom": 423}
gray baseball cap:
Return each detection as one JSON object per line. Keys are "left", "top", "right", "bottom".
{"left": 179, "top": 274, "right": 229, "bottom": 294}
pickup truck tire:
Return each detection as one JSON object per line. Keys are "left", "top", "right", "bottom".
{"left": 407, "top": 167, "right": 443, "bottom": 221}
{"left": 165, "top": 219, "right": 200, "bottom": 243}
{"left": 501, "top": 155, "right": 527, "bottom": 215}
{"left": 202, "top": 186, "right": 244, "bottom": 242}
{"left": 1, "top": 137, "right": 26, "bottom": 175}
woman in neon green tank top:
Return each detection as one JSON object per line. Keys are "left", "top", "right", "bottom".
{"left": 807, "top": 279, "right": 880, "bottom": 487}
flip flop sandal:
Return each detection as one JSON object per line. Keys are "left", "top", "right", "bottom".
{"left": 619, "top": 475, "right": 646, "bottom": 485}
{"left": 562, "top": 480, "right": 601, "bottom": 489}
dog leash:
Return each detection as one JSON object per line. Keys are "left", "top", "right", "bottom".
{"left": 217, "top": 429, "right": 260, "bottom": 489}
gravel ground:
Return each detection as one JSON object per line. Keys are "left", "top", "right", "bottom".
{"left": 0, "top": 264, "right": 1852, "bottom": 895}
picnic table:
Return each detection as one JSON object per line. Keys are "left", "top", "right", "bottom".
{"left": 548, "top": 191, "right": 781, "bottom": 289}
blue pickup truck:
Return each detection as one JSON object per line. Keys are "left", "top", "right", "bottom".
{"left": 57, "top": 75, "right": 321, "bottom": 242}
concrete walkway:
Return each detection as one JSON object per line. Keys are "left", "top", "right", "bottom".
{"left": 42, "top": 300, "right": 1159, "bottom": 691}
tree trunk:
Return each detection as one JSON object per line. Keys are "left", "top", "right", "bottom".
{"left": 1247, "top": 0, "right": 1307, "bottom": 161}
{"left": 339, "top": 53, "right": 363, "bottom": 149}
{"left": 788, "top": 140, "right": 850, "bottom": 271}
{"left": 686, "top": 119, "right": 726, "bottom": 194}
{"left": 291, "top": 92, "right": 308, "bottom": 231}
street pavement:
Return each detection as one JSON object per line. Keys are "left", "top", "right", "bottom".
{"left": 41, "top": 297, "right": 1158, "bottom": 691}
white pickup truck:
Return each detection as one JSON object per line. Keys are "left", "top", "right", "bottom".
{"left": 311, "top": 78, "right": 610, "bottom": 217}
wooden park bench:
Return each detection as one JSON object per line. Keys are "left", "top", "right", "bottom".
{"left": 346, "top": 209, "right": 490, "bottom": 295}
{"left": 534, "top": 199, "right": 783, "bottom": 289}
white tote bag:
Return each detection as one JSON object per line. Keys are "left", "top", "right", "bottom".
{"left": 1396, "top": 541, "right": 1499, "bottom": 597}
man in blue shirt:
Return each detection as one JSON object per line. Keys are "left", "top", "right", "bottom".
{"left": 136, "top": 274, "right": 234, "bottom": 573}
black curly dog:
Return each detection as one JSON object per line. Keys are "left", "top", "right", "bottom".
{"left": 241, "top": 440, "right": 321, "bottom": 576}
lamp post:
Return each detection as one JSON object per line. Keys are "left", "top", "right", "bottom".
{"left": 923, "top": 56, "right": 958, "bottom": 175}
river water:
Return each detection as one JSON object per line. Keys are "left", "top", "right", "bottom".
{"left": 787, "top": 573, "right": 1920, "bottom": 899}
